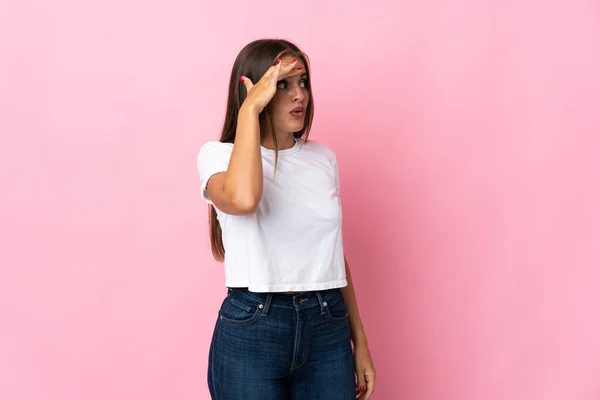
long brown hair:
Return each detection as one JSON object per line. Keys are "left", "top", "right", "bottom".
{"left": 209, "top": 39, "right": 315, "bottom": 261}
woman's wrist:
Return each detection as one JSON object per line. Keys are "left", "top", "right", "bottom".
{"left": 240, "top": 102, "right": 261, "bottom": 117}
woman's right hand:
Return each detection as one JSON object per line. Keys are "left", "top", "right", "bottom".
{"left": 239, "top": 58, "right": 303, "bottom": 114}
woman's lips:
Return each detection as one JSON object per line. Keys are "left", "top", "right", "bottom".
{"left": 290, "top": 110, "right": 305, "bottom": 118}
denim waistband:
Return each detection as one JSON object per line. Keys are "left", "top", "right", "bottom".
{"left": 227, "top": 287, "right": 342, "bottom": 314}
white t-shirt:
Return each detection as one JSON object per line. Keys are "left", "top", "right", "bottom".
{"left": 196, "top": 138, "right": 347, "bottom": 293}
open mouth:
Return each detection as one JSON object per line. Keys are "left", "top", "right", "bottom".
{"left": 290, "top": 107, "right": 305, "bottom": 118}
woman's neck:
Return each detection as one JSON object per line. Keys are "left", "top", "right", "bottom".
{"left": 261, "top": 133, "right": 296, "bottom": 150}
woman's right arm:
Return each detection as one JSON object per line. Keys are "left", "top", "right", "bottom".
{"left": 205, "top": 58, "right": 302, "bottom": 215}
{"left": 206, "top": 104, "right": 263, "bottom": 215}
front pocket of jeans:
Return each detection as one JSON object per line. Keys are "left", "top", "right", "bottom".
{"left": 219, "top": 295, "right": 261, "bottom": 326}
{"left": 323, "top": 293, "right": 349, "bottom": 323}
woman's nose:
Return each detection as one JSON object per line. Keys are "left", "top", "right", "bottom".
{"left": 292, "top": 86, "right": 305, "bottom": 102}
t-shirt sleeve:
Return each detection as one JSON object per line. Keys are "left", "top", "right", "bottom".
{"left": 196, "top": 141, "right": 232, "bottom": 205}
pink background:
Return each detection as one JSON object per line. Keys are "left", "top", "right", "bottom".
{"left": 1, "top": 0, "right": 599, "bottom": 399}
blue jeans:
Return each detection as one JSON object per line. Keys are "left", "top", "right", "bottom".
{"left": 207, "top": 287, "right": 356, "bottom": 399}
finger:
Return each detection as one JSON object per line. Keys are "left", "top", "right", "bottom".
{"left": 280, "top": 67, "right": 305, "bottom": 81}
{"left": 264, "top": 59, "right": 283, "bottom": 82}
{"left": 277, "top": 58, "right": 302, "bottom": 79}
{"left": 271, "top": 58, "right": 283, "bottom": 72}
{"left": 240, "top": 76, "right": 254, "bottom": 92}
{"left": 356, "top": 372, "right": 367, "bottom": 398}
{"left": 364, "top": 371, "right": 375, "bottom": 399}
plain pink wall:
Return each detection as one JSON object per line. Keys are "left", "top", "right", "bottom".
{"left": 1, "top": 0, "right": 599, "bottom": 399}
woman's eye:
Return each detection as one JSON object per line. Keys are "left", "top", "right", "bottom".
{"left": 276, "top": 80, "right": 308, "bottom": 90}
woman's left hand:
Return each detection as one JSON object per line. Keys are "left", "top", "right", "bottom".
{"left": 354, "top": 343, "right": 376, "bottom": 399}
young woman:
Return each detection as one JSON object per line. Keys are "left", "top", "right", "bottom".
{"left": 197, "top": 38, "right": 376, "bottom": 399}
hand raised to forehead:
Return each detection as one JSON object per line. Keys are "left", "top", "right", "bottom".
{"left": 239, "top": 58, "right": 303, "bottom": 114}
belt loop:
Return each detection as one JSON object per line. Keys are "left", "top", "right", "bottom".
{"left": 316, "top": 291, "right": 326, "bottom": 315}
{"left": 261, "top": 293, "right": 273, "bottom": 316}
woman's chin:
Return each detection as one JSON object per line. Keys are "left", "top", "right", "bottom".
{"left": 288, "top": 122, "right": 305, "bottom": 132}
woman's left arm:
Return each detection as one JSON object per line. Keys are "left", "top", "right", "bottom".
{"left": 341, "top": 255, "right": 376, "bottom": 399}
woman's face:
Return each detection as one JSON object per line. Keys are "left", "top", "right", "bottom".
{"left": 267, "top": 55, "right": 310, "bottom": 135}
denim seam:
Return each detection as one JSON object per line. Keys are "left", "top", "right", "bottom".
{"left": 323, "top": 296, "right": 349, "bottom": 323}
{"left": 219, "top": 305, "right": 262, "bottom": 326}
{"left": 269, "top": 303, "right": 318, "bottom": 309}
{"left": 290, "top": 309, "right": 302, "bottom": 373}
{"left": 229, "top": 289, "right": 263, "bottom": 305}
{"left": 296, "top": 310, "right": 310, "bottom": 371}
{"left": 208, "top": 318, "right": 219, "bottom": 397}
{"left": 324, "top": 308, "right": 349, "bottom": 322}
{"left": 261, "top": 294, "right": 273, "bottom": 316}
{"left": 229, "top": 297, "right": 251, "bottom": 312}
{"left": 316, "top": 291, "right": 326, "bottom": 315}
